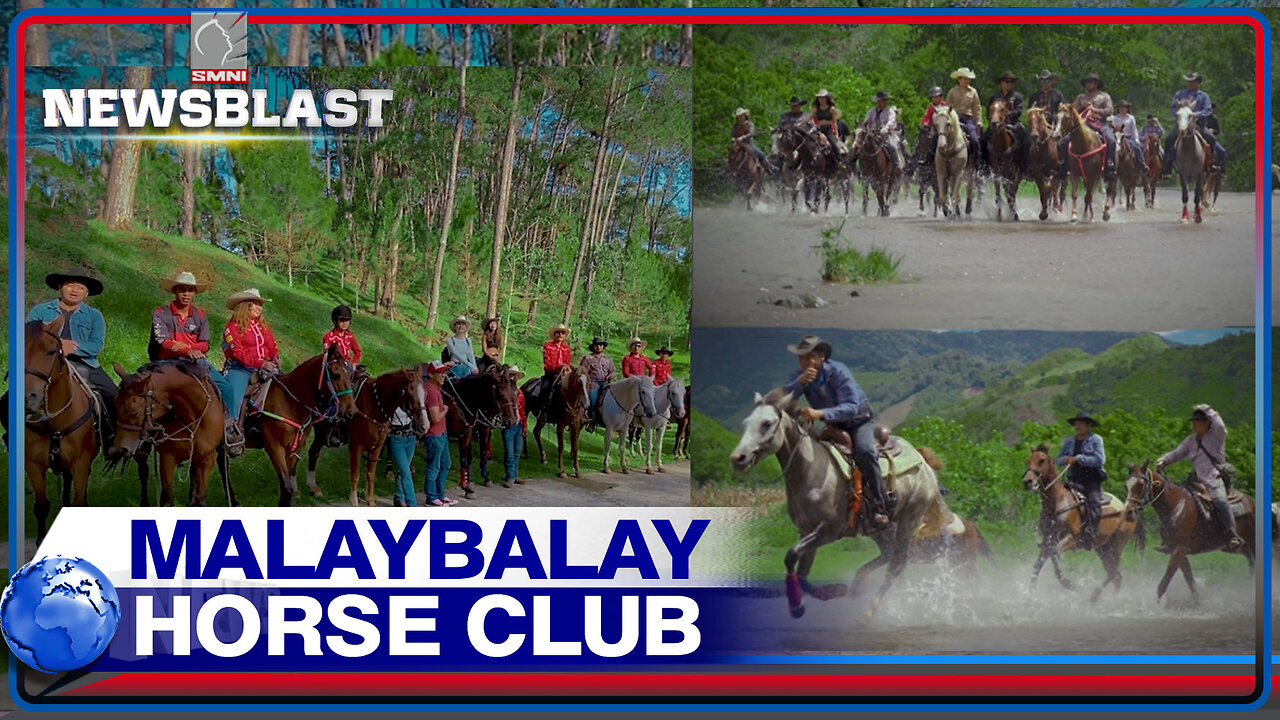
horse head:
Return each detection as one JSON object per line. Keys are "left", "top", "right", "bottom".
{"left": 988, "top": 99, "right": 1008, "bottom": 129}
{"left": 491, "top": 364, "right": 522, "bottom": 427}
{"left": 395, "top": 367, "right": 429, "bottom": 435}
{"left": 665, "top": 377, "right": 687, "bottom": 420}
{"left": 1175, "top": 101, "right": 1197, "bottom": 136}
{"left": 558, "top": 365, "right": 590, "bottom": 422}
{"left": 1022, "top": 444, "right": 1057, "bottom": 491}
{"left": 111, "top": 363, "right": 158, "bottom": 458}
{"left": 322, "top": 343, "right": 358, "bottom": 420}
{"left": 24, "top": 318, "right": 74, "bottom": 422}
{"left": 729, "top": 389, "right": 795, "bottom": 472}
{"left": 1026, "top": 107, "right": 1048, "bottom": 138}
{"left": 1123, "top": 461, "right": 1151, "bottom": 522}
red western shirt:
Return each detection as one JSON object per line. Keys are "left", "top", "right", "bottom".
{"left": 652, "top": 358, "right": 672, "bottom": 385}
{"left": 222, "top": 319, "right": 280, "bottom": 370}
{"left": 542, "top": 341, "right": 572, "bottom": 373}
{"left": 622, "top": 353, "right": 652, "bottom": 378}
{"left": 921, "top": 101, "right": 948, "bottom": 128}
{"left": 152, "top": 302, "right": 210, "bottom": 359}
{"left": 322, "top": 328, "right": 362, "bottom": 365}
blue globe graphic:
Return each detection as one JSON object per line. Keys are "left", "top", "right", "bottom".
{"left": 0, "top": 556, "right": 120, "bottom": 673}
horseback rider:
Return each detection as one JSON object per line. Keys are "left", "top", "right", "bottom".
{"left": 1141, "top": 114, "right": 1166, "bottom": 161}
{"left": 579, "top": 336, "right": 615, "bottom": 432}
{"left": 1056, "top": 413, "right": 1106, "bottom": 550}
{"left": 981, "top": 71, "right": 1030, "bottom": 173}
{"left": 1155, "top": 405, "right": 1244, "bottom": 552}
{"left": 863, "top": 90, "right": 904, "bottom": 171}
{"left": 1069, "top": 73, "right": 1117, "bottom": 180}
{"left": 945, "top": 67, "right": 984, "bottom": 174}
{"left": 1205, "top": 101, "right": 1225, "bottom": 173}
{"left": 782, "top": 335, "right": 889, "bottom": 529}
{"left": 653, "top": 346, "right": 674, "bottom": 386}
{"left": 779, "top": 96, "right": 808, "bottom": 130}
{"left": 445, "top": 316, "right": 478, "bottom": 378}
{"left": 1108, "top": 100, "right": 1147, "bottom": 172}
{"left": 919, "top": 86, "right": 947, "bottom": 158}
{"left": 2, "top": 267, "right": 118, "bottom": 451}
{"left": 622, "top": 337, "right": 653, "bottom": 379}
{"left": 320, "top": 305, "right": 363, "bottom": 447}
{"left": 810, "top": 89, "right": 844, "bottom": 162}
{"left": 1161, "top": 72, "right": 1225, "bottom": 176}
{"left": 220, "top": 288, "right": 280, "bottom": 457}
{"left": 150, "top": 271, "right": 228, "bottom": 396}
{"left": 535, "top": 324, "right": 573, "bottom": 413}
{"left": 733, "top": 108, "right": 775, "bottom": 173}
{"left": 1031, "top": 70, "right": 1071, "bottom": 180}
{"left": 774, "top": 96, "right": 810, "bottom": 167}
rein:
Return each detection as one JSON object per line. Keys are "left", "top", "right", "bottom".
{"left": 255, "top": 356, "right": 353, "bottom": 455}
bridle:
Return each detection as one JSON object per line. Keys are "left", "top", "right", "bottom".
{"left": 24, "top": 327, "right": 77, "bottom": 424}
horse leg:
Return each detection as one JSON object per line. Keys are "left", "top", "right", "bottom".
{"left": 1008, "top": 179, "right": 1019, "bottom": 221}
{"left": 267, "top": 440, "right": 295, "bottom": 507}
{"left": 189, "top": 451, "right": 213, "bottom": 507}
{"left": 1156, "top": 548, "right": 1184, "bottom": 602}
{"left": 656, "top": 424, "right": 667, "bottom": 474}
{"left": 1177, "top": 551, "right": 1200, "bottom": 605}
{"left": 137, "top": 450, "right": 151, "bottom": 507}
{"left": 217, "top": 443, "right": 238, "bottom": 507}
{"left": 1102, "top": 176, "right": 1112, "bottom": 222}
{"left": 1180, "top": 177, "right": 1190, "bottom": 223}
{"left": 305, "top": 433, "right": 327, "bottom": 501}
{"left": 156, "top": 451, "right": 177, "bottom": 507}
{"left": 850, "top": 552, "right": 890, "bottom": 599}
{"left": 1070, "top": 176, "right": 1079, "bottom": 223}
{"left": 619, "top": 424, "right": 631, "bottom": 474}
{"left": 570, "top": 423, "right": 582, "bottom": 478}
{"left": 28, "top": 462, "right": 51, "bottom": 546}
{"left": 555, "top": 424, "right": 567, "bottom": 478}
{"left": 602, "top": 425, "right": 613, "bottom": 473}
{"left": 858, "top": 529, "right": 912, "bottom": 626}
{"left": 784, "top": 523, "right": 833, "bottom": 618}
{"left": 347, "top": 438, "right": 362, "bottom": 507}
{"left": 479, "top": 428, "right": 492, "bottom": 484}
{"left": 365, "top": 441, "right": 384, "bottom": 507}
{"left": 533, "top": 417, "right": 548, "bottom": 464}
{"left": 1193, "top": 178, "right": 1203, "bottom": 223}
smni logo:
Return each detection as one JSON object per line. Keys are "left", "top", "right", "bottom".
{"left": 190, "top": 11, "right": 248, "bottom": 84}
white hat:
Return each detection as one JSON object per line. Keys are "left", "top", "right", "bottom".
{"left": 226, "top": 288, "right": 269, "bottom": 310}
{"left": 160, "top": 270, "right": 208, "bottom": 294}
{"left": 451, "top": 315, "right": 471, "bottom": 330}
{"left": 505, "top": 364, "right": 526, "bottom": 379}
{"left": 734, "top": 107, "right": 750, "bottom": 117}
{"left": 950, "top": 67, "right": 976, "bottom": 80}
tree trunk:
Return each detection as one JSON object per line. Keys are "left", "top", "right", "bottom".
{"left": 286, "top": 0, "right": 310, "bottom": 65}
{"left": 323, "top": 0, "right": 348, "bottom": 66}
{"left": 486, "top": 67, "right": 522, "bottom": 319}
{"left": 426, "top": 25, "right": 470, "bottom": 329}
{"left": 181, "top": 142, "right": 197, "bottom": 238}
{"left": 104, "top": 66, "right": 151, "bottom": 230}
{"left": 564, "top": 66, "right": 619, "bottom": 324}
{"left": 162, "top": 0, "right": 175, "bottom": 66}
{"left": 20, "top": 0, "right": 49, "bottom": 65}
{"left": 380, "top": 203, "right": 405, "bottom": 319}
{"left": 679, "top": 0, "right": 693, "bottom": 66}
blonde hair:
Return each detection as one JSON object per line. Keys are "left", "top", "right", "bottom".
{"left": 230, "top": 301, "right": 261, "bottom": 332}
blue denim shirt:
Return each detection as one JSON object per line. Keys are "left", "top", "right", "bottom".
{"left": 1170, "top": 89, "right": 1211, "bottom": 120}
{"left": 1056, "top": 433, "right": 1105, "bottom": 468}
{"left": 783, "top": 359, "right": 869, "bottom": 424}
{"left": 27, "top": 300, "right": 106, "bottom": 368}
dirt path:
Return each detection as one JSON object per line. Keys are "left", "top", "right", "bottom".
{"left": 695, "top": 189, "right": 1257, "bottom": 331}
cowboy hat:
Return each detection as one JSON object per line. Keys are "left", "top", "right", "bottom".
{"left": 548, "top": 323, "right": 570, "bottom": 339}
{"left": 46, "top": 267, "right": 103, "bottom": 296}
{"left": 815, "top": 89, "right": 832, "bottom": 98}
{"left": 656, "top": 346, "right": 675, "bottom": 357}
{"left": 786, "top": 335, "right": 832, "bottom": 358}
{"left": 1080, "top": 73, "right": 1104, "bottom": 89}
{"left": 1036, "top": 69, "right": 1059, "bottom": 82}
{"left": 225, "top": 288, "right": 269, "bottom": 310}
{"left": 1190, "top": 405, "right": 1212, "bottom": 422}
{"left": 950, "top": 67, "right": 976, "bottom": 80}
{"left": 1183, "top": 72, "right": 1202, "bottom": 83}
{"left": 873, "top": 90, "right": 890, "bottom": 101}
{"left": 928, "top": 86, "right": 943, "bottom": 98}
{"left": 589, "top": 336, "right": 608, "bottom": 349}
{"left": 505, "top": 364, "right": 526, "bottom": 380}
{"left": 734, "top": 107, "right": 750, "bottom": 117}
{"left": 1066, "top": 413, "right": 1098, "bottom": 427}
{"left": 159, "top": 270, "right": 208, "bottom": 294}
{"left": 451, "top": 315, "right": 471, "bottom": 330}
{"left": 425, "top": 360, "right": 454, "bottom": 374}
{"left": 996, "top": 71, "right": 1018, "bottom": 83}
{"left": 627, "top": 336, "right": 647, "bottom": 350}
{"left": 788, "top": 96, "right": 804, "bottom": 106}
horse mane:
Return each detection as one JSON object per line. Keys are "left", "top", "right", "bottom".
{"left": 917, "top": 446, "right": 944, "bottom": 471}
{"left": 1033, "top": 442, "right": 1051, "bottom": 454}
{"left": 761, "top": 387, "right": 799, "bottom": 416}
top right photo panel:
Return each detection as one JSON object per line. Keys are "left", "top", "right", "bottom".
{"left": 693, "top": 20, "right": 1263, "bottom": 331}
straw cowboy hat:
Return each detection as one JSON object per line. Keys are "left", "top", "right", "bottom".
{"left": 814, "top": 89, "right": 834, "bottom": 103}
{"left": 734, "top": 107, "right": 750, "bottom": 118}
{"left": 46, "top": 267, "right": 104, "bottom": 296}
{"left": 627, "top": 336, "right": 647, "bottom": 350}
{"left": 1183, "top": 72, "right": 1202, "bottom": 83}
{"left": 1066, "top": 412, "right": 1099, "bottom": 427}
{"left": 548, "top": 323, "right": 570, "bottom": 339}
{"left": 451, "top": 315, "right": 471, "bottom": 331}
{"left": 505, "top": 364, "right": 526, "bottom": 380}
{"left": 225, "top": 288, "right": 269, "bottom": 310}
{"left": 950, "top": 67, "right": 976, "bottom": 80}
{"left": 159, "top": 270, "right": 208, "bottom": 294}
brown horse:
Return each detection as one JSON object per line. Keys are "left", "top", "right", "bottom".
{"left": 23, "top": 318, "right": 99, "bottom": 543}
{"left": 986, "top": 99, "right": 1021, "bottom": 222}
{"left": 1201, "top": 167, "right": 1223, "bottom": 210}
{"left": 1022, "top": 446, "right": 1143, "bottom": 602}
{"left": 1114, "top": 133, "right": 1140, "bottom": 211}
{"left": 1124, "top": 462, "right": 1255, "bottom": 604}
{"left": 112, "top": 360, "right": 234, "bottom": 508}
{"left": 1058, "top": 106, "right": 1111, "bottom": 223}
{"left": 910, "top": 507, "right": 995, "bottom": 576}
{"left": 521, "top": 366, "right": 590, "bottom": 478}
{"left": 442, "top": 364, "right": 522, "bottom": 496}
{"left": 1143, "top": 133, "right": 1162, "bottom": 209}
{"left": 1025, "top": 107, "right": 1063, "bottom": 221}
{"left": 728, "top": 138, "right": 764, "bottom": 210}
{"left": 242, "top": 344, "right": 358, "bottom": 506}
{"left": 671, "top": 384, "right": 691, "bottom": 460}
{"left": 852, "top": 125, "right": 900, "bottom": 217}
{"left": 303, "top": 367, "right": 428, "bottom": 507}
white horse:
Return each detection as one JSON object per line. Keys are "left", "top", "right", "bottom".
{"left": 1173, "top": 102, "right": 1208, "bottom": 224}
{"left": 933, "top": 108, "right": 972, "bottom": 218}
{"left": 729, "top": 389, "right": 945, "bottom": 625}
{"left": 599, "top": 376, "right": 656, "bottom": 474}
{"left": 633, "top": 377, "right": 686, "bottom": 474}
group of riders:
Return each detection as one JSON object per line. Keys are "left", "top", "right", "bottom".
{"left": 9, "top": 265, "right": 681, "bottom": 482}
{"left": 732, "top": 67, "right": 1227, "bottom": 185}
{"left": 774, "top": 333, "right": 1244, "bottom": 551}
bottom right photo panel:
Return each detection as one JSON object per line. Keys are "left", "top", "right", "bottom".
{"left": 692, "top": 325, "right": 1258, "bottom": 654}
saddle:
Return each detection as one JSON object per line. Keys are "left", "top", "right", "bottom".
{"left": 818, "top": 428, "right": 926, "bottom": 530}
{"left": 1187, "top": 482, "right": 1249, "bottom": 520}
{"left": 1066, "top": 485, "right": 1125, "bottom": 517}
{"left": 240, "top": 372, "right": 275, "bottom": 420}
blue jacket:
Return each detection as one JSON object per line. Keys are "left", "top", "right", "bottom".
{"left": 1170, "top": 88, "right": 1211, "bottom": 120}
{"left": 784, "top": 359, "right": 870, "bottom": 425}
{"left": 1056, "top": 433, "right": 1105, "bottom": 468}
{"left": 27, "top": 300, "right": 106, "bottom": 368}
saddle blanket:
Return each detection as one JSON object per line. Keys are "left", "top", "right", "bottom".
{"left": 821, "top": 434, "right": 927, "bottom": 494}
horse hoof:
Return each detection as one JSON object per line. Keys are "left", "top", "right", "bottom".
{"left": 1012, "top": 213, "right": 1019, "bottom": 222}
{"left": 1179, "top": 217, "right": 1189, "bottom": 224}
{"left": 621, "top": 468, "right": 630, "bottom": 474}
{"left": 646, "top": 469, "right": 654, "bottom": 475}
{"left": 557, "top": 471, "right": 567, "bottom": 478}
{"left": 856, "top": 610, "right": 875, "bottom": 627}
{"left": 1039, "top": 211, "right": 1048, "bottom": 221}
{"left": 789, "top": 604, "right": 806, "bottom": 619}
{"left": 310, "top": 486, "right": 323, "bottom": 498}
{"left": 366, "top": 499, "right": 377, "bottom": 508}
{"left": 1102, "top": 210, "right": 1110, "bottom": 222}
{"left": 1194, "top": 213, "right": 1202, "bottom": 224}
{"left": 601, "top": 467, "right": 610, "bottom": 474}
{"left": 573, "top": 472, "right": 581, "bottom": 479}
{"left": 657, "top": 465, "right": 665, "bottom": 473}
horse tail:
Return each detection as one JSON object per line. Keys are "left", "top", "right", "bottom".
{"left": 917, "top": 445, "right": 944, "bottom": 471}
{"left": 977, "top": 528, "right": 996, "bottom": 564}
{"left": 1133, "top": 515, "right": 1147, "bottom": 559}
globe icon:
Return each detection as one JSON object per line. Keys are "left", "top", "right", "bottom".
{"left": 0, "top": 556, "right": 120, "bottom": 673}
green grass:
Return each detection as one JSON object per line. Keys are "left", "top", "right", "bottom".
{"left": 4, "top": 205, "right": 689, "bottom": 538}
{"left": 815, "top": 222, "right": 904, "bottom": 284}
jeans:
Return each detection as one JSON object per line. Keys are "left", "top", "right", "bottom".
{"left": 387, "top": 434, "right": 417, "bottom": 506}
{"left": 588, "top": 387, "right": 600, "bottom": 420}
{"left": 189, "top": 358, "right": 230, "bottom": 399}
{"left": 957, "top": 115, "right": 982, "bottom": 163}
{"left": 1124, "top": 136, "right": 1146, "bottom": 166}
{"left": 221, "top": 365, "right": 254, "bottom": 421}
{"left": 1164, "top": 129, "right": 1225, "bottom": 168}
{"left": 502, "top": 424, "right": 523, "bottom": 481}
{"left": 422, "top": 434, "right": 451, "bottom": 501}
{"left": 833, "top": 419, "right": 885, "bottom": 511}
{"left": 1200, "top": 476, "right": 1238, "bottom": 537}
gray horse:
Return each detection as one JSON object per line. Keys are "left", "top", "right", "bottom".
{"left": 600, "top": 376, "right": 656, "bottom": 474}
{"left": 633, "top": 376, "right": 686, "bottom": 474}
{"left": 1173, "top": 102, "right": 1207, "bottom": 224}
{"left": 933, "top": 108, "right": 973, "bottom": 218}
{"left": 729, "top": 389, "right": 945, "bottom": 625}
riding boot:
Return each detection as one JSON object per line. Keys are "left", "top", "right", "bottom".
{"left": 1212, "top": 498, "right": 1244, "bottom": 551}
{"left": 224, "top": 416, "right": 246, "bottom": 458}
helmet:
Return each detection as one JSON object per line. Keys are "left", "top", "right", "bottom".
{"left": 331, "top": 305, "right": 353, "bottom": 323}
{"left": 928, "top": 86, "right": 943, "bottom": 98}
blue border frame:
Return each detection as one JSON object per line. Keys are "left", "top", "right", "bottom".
{"left": 6, "top": 4, "right": 1272, "bottom": 712}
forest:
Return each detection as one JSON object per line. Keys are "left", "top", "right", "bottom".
{"left": 694, "top": 20, "right": 1271, "bottom": 198}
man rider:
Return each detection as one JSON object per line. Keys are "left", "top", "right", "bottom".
{"left": 775, "top": 96, "right": 811, "bottom": 168}
{"left": 981, "top": 71, "right": 1030, "bottom": 173}
{"left": 945, "top": 67, "right": 984, "bottom": 174}
{"left": 1162, "top": 72, "right": 1225, "bottom": 175}
{"left": 783, "top": 335, "right": 889, "bottom": 528}
{"left": 579, "top": 336, "right": 616, "bottom": 432}
{"left": 864, "top": 90, "right": 903, "bottom": 171}
{"left": 1056, "top": 413, "right": 1106, "bottom": 550}
{"left": 1031, "top": 70, "right": 1070, "bottom": 180}
{"left": 1069, "top": 73, "right": 1117, "bottom": 180}
{"left": 1155, "top": 405, "right": 1244, "bottom": 552}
